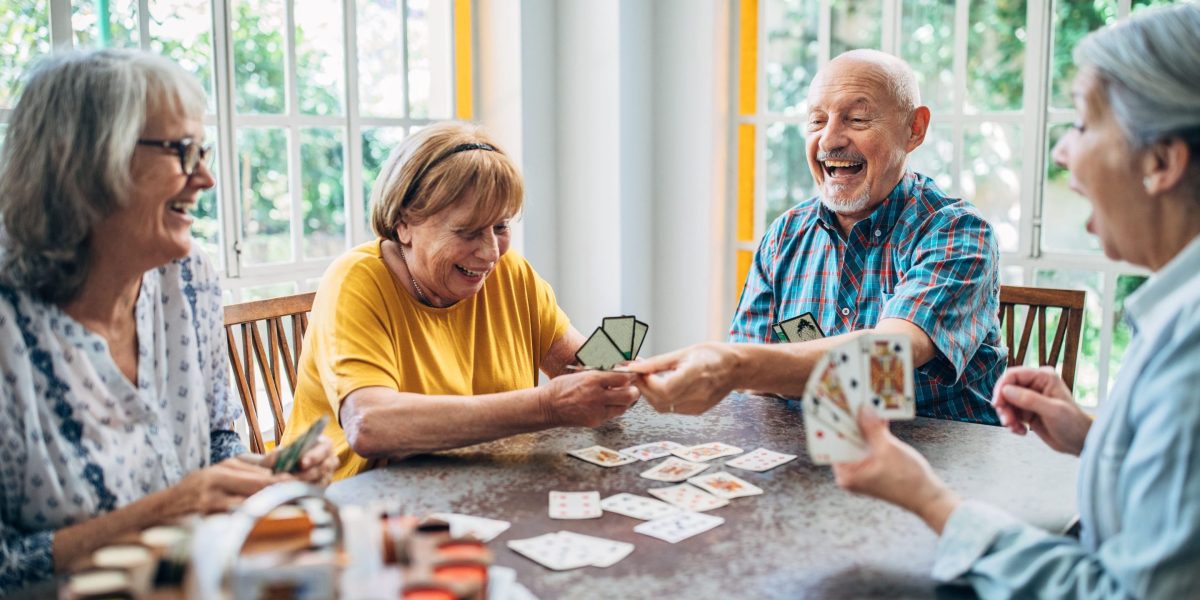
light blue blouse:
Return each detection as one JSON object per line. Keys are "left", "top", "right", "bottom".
{"left": 933, "top": 236, "right": 1200, "bottom": 598}
{"left": 0, "top": 247, "right": 245, "bottom": 593}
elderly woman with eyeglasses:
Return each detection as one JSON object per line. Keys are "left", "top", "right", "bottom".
{"left": 0, "top": 49, "right": 337, "bottom": 593}
{"left": 281, "top": 122, "right": 640, "bottom": 481}
{"left": 831, "top": 5, "right": 1200, "bottom": 598}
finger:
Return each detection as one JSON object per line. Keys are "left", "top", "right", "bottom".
{"left": 591, "top": 370, "right": 639, "bottom": 387}
{"left": 214, "top": 467, "right": 282, "bottom": 497}
{"left": 856, "top": 405, "right": 891, "bottom": 449}
{"left": 300, "top": 437, "right": 334, "bottom": 470}
{"left": 1000, "top": 384, "right": 1054, "bottom": 415}
{"left": 635, "top": 372, "right": 674, "bottom": 403}
{"left": 623, "top": 350, "right": 683, "bottom": 374}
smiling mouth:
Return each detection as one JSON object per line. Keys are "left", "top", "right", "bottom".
{"left": 822, "top": 159, "right": 865, "bottom": 178}
{"left": 455, "top": 264, "right": 486, "bottom": 278}
{"left": 168, "top": 200, "right": 194, "bottom": 215}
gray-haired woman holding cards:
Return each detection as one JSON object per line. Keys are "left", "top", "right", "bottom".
{"left": 0, "top": 49, "right": 337, "bottom": 594}
{"left": 833, "top": 5, "right": 1200, "bottom": 598}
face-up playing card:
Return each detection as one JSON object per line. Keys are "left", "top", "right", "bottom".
{"left": 602, "top": 316, "right": 637, "bottom": 359}
{"left": 804, "top": 410, "right": 868, "bottom": 465}
{"left": 639, "top": 457, "right": 710, "bottom": 482}
{"left": 567, "top": 445, "right": 638, "bottom": 467}
{"left": 633, "top": 511, "right": 725, "bottom": 544}
{"left": 428, "top": 513, "right": 511, "bottom": 542}
{"left": 647, "top": 484, "right": 729, "bottom": 512}
{"left": 621, "top": 441, "right": 687, "bottom": 461}
{"left": 860, "top": 334, "right": 915, "bottom": 419}
{"left": 575, "top": 328, "right": 628, "bottom": 370}
{"left": 553, "top": 532, "right": 634, "bottom": 568}
{"left": 805, "top": 353, "right": 860, "bottom": 440}
{"left": 775, "top": 312, "right": 825, "bottom": 343}
{"left": 600, "top": 493, "right": 680, "bottom": 521}
{"left": 724, "top": 448, "right": 798, "bottom": 472}
{"left": 686, "top": 471, "right": 764, "bottom": 499}
{"left": 671, "top": 442, "right": 744, "bottom": 463}
{"left": 507, "top": 532, "right": 597, "bottom": 571}
{"left": 548, "top": 491, "right": 602, "bottom": 519}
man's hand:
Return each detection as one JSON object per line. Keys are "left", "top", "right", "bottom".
{"left": 626, "top": 342, "right": 739, "bottom": 415}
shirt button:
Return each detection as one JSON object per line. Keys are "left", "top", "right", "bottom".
{"left": 840, "top": 307, "right": 851, "bottom": 316}
{"left": 874, "top": 229, "right": 882, "bottom": 237}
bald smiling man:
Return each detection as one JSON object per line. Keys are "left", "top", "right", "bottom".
{"left": 631, "top": 50, "right": 1004, "bottom": 423}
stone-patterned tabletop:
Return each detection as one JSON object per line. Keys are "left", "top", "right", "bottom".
{"left": 327, "top": 394, "right": 1078, "bottom": 600}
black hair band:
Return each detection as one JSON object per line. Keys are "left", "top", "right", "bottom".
{"left": 400, "top": 142, "right": 498, "bottom": 210}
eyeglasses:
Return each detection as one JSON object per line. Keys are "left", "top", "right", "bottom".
{"left": 136, "top": 138, "right": 213, "bottom": 176}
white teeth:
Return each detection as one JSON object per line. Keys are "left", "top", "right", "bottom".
{"left": 457, "top": 265, "right": 484, "bottom": 277}
{"left": 823, "top": 159, "right": 862, "bottom": 168}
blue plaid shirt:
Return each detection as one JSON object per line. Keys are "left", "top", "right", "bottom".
{"left": 731, "top": 170, "right": 1004, "bottom": 424}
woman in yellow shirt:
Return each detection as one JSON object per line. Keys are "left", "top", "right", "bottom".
{"left": 283, "top": 122, "right": 640, "bottom": 480}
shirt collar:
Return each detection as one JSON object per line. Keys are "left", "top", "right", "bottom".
{"left": 815, "top": 170, "right": 916, "bottom": 241}
{"left": 1125, "top": 235, "right": 1200, "bottom": 335}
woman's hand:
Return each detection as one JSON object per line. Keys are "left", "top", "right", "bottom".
{"left": 541, "top": 370, "right": 640, "bottom": 427}
{"left": 992, "top": 366, "right": 1092, "bottom": 456}
{"left": 832, "top": 407, "right": 961, "bottom": 534}
{"left": 173, "top": 457, "right": 286, "bottom": 515}
{"left": 292, "top": 436, "right": 338, "bottom": 486}
{"left": 626, "top": 342, "right": 737, "bottom": 415}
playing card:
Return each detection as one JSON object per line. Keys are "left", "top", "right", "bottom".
{"left": 647, "top": 484, "right": 729, "bottom": 512}
{"left": 639, "top": 457, "right": 711, "bottom": 482}
{"left": 575, "top": 328, "right": 628, "bottom": 370}
{"left": 602, "top": 316, "right": 637, "bottom": 359}
{"left": 724, "top": 448, "right": 798, "bottom": 472}
{"left": 632, "top": 320, "right": 649, "bottom": 359}
{"left": 671, "top": 442, "right": 744, "bottom": 462}
{"left": 428, "top": 513, "right": 511, "bottom": 542}
{"left": 775, "top": 312, "right": 826, "bottom": 343}
{"left": 554, "top": 531, "right": 634, "bottom": 568}
{"left": 771, "top": 323, "right": 788, "bottom": 343}
{"left": 273, "top": 415, "right": 329, "bottom": 473}
{"left": 804, "top": 352, "right": 860, "bottom": 440}
{"left": 634, "top": 511, "right": 724, "bottom": 544}
{"left": 803, "top": 404, "right": 867, "bottom": 465}
{"left": 600, "top": 493, "right": 680, "bottom": 521}
{"left": 861, "top": 333, "right": 915, "bottom": 419}
{"left": 621, "top": 441, "right": 686, "bottom": 461}
{"left": 687, "top": 471, "right": 764, "bottom": 499}
{"left": 507, "top": 533, "right": 596, "bottom": 571}
{"left": 548, "top": 491, "right": 602, "bottom": 520}
{"left": 567, "top": 445, "right": 638, "bottom": 467}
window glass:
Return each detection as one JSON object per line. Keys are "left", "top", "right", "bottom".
{"left": 237, "top": 127, "right": 292, "bottom": 264}
{"left": 357, "top": 0, "right": 406, "bottom": 118}
{"left": 1042, "top": 123, "right": 1101, "bottom": 253}
{"left": 1, "top": 1, "right": 52, "bottom": 109}
{"left": 72, "top": 0, "right": 140, "bottom": 49}
{"left": 900, "top": 0, "right": 955, "bottom": 113}
{"left": 191, "top": 125, "right": 222, "bottom": 269}
{"left": 149, "top": 0, "right": 215, "bottom": 112}
{"left": 830, "top": 0, "right": 881, "bottom": 58}
{"left": 764, "top": 122, "right": 814, "bottom": 228}
{"left": 765, "top": 0, "right": 819, "bottom": 115}
{"left": 1050, "top": 0, "right": 1116, "bottom": 110}
{"left": 232, "top": 0, "right": 286, "bottom": 114}
{"left": 962, "top": 122, "right": 1021, "bottom": 252}
{"left": 966, "top": 0, "right": 1026, "bottom": 113}
{"left": 405, "top": 0, "right": 453, "bottom": 119}
{"left": 300, "top": 127, "right": 346, "bottom": 259}
{"left": 362, "top": 126, "right": 408, "bottom": 228}
{"left": 908, "top": 124, "right": 954, "bottom": 194}
{"left": 295, "top": 0, "right": 345, "bottom": 116}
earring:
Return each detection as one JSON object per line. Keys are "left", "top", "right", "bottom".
{"left": 1143, "top": 176, "right": 1152, "bottom": 191}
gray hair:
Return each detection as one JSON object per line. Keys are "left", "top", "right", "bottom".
{"left": 0, "top": 49, "right": 206, "bottom": 303}
{"left": 1075, "top": 3, "right": 1200, "bottom": 155}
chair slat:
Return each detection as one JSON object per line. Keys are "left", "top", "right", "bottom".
{"left": 998, "top": 285, "right": 1087, "bottom": 392}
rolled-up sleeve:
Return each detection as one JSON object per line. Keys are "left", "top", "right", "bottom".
{"left": 882, "top": 209, "right": 999, "bottom": 384}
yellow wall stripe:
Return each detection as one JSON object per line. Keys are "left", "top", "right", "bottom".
{"left": 736, "top": 123, "right": 755, "bottom": 242}
{"left": 735, "top": 250, "right": 754, "bottom": 307}
{"left": 453, "top": 0, "right": 474, "bottom": 120}
{"left": 738, "top": 0, "right": 758, "bottom": 116}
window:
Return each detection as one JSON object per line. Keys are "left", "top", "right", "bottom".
{"left": 0, "top": 0, "right": 474, "bottom": 300}
{"left": 734, "top": 0, "right": 1174, "bottom": 405}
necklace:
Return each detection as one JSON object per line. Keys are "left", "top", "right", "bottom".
{"left": 397, "top": 244, "right": 433, "bottom": 306}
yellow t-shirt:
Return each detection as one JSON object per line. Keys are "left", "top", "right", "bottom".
{"left": 281, "top": 239, "right": 569, "bottom": 480}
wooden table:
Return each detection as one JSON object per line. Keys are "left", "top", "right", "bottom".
{"left": 327, "top": 394, "right": 1078, "bottom": 600}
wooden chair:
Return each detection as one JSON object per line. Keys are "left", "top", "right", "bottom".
{"left": 998, "top": 285, "right": 1086, "bottom": 391}
{"left": 223, "top": 292, "right": 316, "bottom": 453}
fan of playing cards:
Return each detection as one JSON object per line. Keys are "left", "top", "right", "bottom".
{"left": 574, "top": 315, "right": 649, "bottom": 370}
{"left": 802, "top": 333, "right": 916, "bottom": 464}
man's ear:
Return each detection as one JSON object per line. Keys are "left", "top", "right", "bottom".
{"left": 1140, "top": 137, "right": 1191, "bottom": 196}
{"left": 905, "top": 106, "right": 931, "bottom": 153}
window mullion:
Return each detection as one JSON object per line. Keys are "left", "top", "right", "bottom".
{"left": 951, "top": 0, "right": 968, "bottom": 196}
{"left": 138, "top": 0, "right": 150, "bottom": 50}
{"left": 49, "top": 0, "right": 73, "bottom": 49}
{"left": 1021, "top": 0, "right": 1053, "bottom": 260}
{"left": 285, "top": 0, "right": 302, "bottom": 264}
{"left": 344, "top": 0, "right": 365, "bottom": 246}
{"left": 817, "top": 0, "right": 831, "bottom": 67}
{"left": 402, "top": 0, "right": 412, "bottom": 119}
{"left": 211, "top": 0, "right": 243, "bottom": 279}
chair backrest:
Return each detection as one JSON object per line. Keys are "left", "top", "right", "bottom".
{"left": 223, "top": 292, "right": 316, "bottom": 453}
{"left": 998, "top": 285, "right": 1086, "bottom": 391}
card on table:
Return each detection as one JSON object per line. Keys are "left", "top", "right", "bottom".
{"left": 860, "top": 334, "right": 915, "bottom": 419}
{"left": 774, "top": 312, "right": 826, "bottom": 343}
{"left": 273, "top": 415, "right": 329, "bottom": 474}
{"left": 575, "top": 328, "right": 628, "bottom": 370}
{"left": 647, "top": 484, "right": 729, "bottom": 512}
{"left": 548, "top": 491, "right": 602, "bottom": 520}
{"left": 671, "top": 442, "right": 744, "bottom": 463}
{"left": 621, "top": 441, "right": 687, "bottom": 461}
{"left": 554, "top": 532, "right": 634, "bottom": 568}
{"left": 639, "top": 457, "right": 711, "bottom": 482}
{"left": 600, "top": 493, "right": 680, "bottom": 521}
{"left": 567, "top": 445, "right": 638, "bottom": 467}
{"left": 634, "top": 511, "right": 725, "bottom": 544}
{"left": 428, "top": 513, "right": 511, "bottom": 542}
{"left": 724, "top": 447, "right": 798, "bottom": 472}
{"left": 506, "top": 533, "right": 597, "bottom": 571}
{"left": 686, "top": 471, "right": 764, "bottom": 499}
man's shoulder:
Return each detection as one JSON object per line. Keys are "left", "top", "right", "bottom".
{"left": 765, "top": 197, "right": 824, "bottom": 240}
{"left": 904, "top": 172, "right": 988, "bottom": 223}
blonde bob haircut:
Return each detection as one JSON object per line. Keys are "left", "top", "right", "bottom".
{"left": 370, "top": 122, "right": 523, "bottom": 241}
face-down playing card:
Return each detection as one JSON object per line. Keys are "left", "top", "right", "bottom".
{"left": 602, "top": 316, "right": 637, "bottom": 359}
{"left": 575, "top": 328, "right": 628, "bottom": 370}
